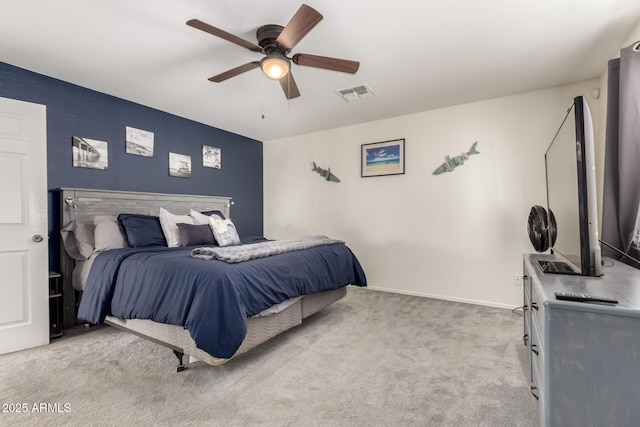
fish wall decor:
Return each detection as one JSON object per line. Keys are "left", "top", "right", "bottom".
{"left": 311, "top": 162, "right": 341, "bottom": 183}
{"left": 433, "top": 141, "right": 480, "bottom": 175}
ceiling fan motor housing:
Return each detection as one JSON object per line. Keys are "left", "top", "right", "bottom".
{"left": 256, "top": 25, "right": 289, "bottom": 54}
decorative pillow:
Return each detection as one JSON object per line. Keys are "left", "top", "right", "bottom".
{"left": 159, "top": 207, "right": 195, "bottom": 247}
{"left": 61, "top": 221, "right": 96, "bottom": 260}
{"left": 94, "top": 216, "right": 129, "bottom": 252}
{"left": 177, "top": 223, "right": 216, "bottom": 246}
{"left": 208, "top": 215, "right": 241, "bottom": 247}
{"left": 190, "top": 209, "right": 225, "bottom": 225}
{"left": 117, "top": 213, "right": 167, "bottom": 247}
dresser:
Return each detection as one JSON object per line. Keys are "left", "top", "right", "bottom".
{"left": 523, "top": 254, "right": 640, "bottom": 426}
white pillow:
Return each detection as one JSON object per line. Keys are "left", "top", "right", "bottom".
{"left": 190, "top": 209, "right": 212, "bottom": 225}
{"left": 190, "top": 209, "right": 225, "bottom": 225}
{"left": 208, "top": 215, "right": 240, "bottom": 247}
{"left": 159, "top": 207, "right": 195, "bottom": 247}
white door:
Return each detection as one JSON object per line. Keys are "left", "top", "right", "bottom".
{"left": 0, "top": 96, "right": 48, "bottom": 354}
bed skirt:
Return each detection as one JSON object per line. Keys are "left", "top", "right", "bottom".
{"left": 105, "top": 286, "right": 347, "bottom": 366}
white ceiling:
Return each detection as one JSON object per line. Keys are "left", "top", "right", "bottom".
{"left": 2, "top": 1, "right": 640, "bottom": 142}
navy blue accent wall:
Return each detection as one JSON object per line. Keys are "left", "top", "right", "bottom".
{"left": 0, "top": 62, "right": 263, "bottom": 271}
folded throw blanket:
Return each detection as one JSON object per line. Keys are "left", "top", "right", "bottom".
{"left": 192, "top": 235, "right": 344, "bottom": 263}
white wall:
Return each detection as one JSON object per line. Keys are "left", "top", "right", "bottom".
{"left": 264, "top": 80, "right": 601, "bottom": 308}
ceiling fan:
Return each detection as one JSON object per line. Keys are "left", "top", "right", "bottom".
{"left": 187, "top": 4, "right": 360, "bottom": 99}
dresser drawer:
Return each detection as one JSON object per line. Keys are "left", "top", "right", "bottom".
{"left": 523, "top": 288, "right": 531, "bottom": 345}
{"left": 523, "top": 265, "right": 533, "bottom": 348}
{"left": 530, "top": 318, "right": 546, "bottom": 424}
{"left": 530, "top": 319, "right": 545, "bottom": 393}
{"left": 530, "top": 279, "right": 545, "bottom": 349}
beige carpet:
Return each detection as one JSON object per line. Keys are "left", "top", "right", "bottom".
{"left": 0, "top": 287, "right": 537, "bottom": 426}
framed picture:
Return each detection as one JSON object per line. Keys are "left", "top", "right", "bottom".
{"left": 169, "top": 152, "right": 191, "bottom": 178}
{"left": 125, "top": 126, "right": 154, "bottom": 157}
{"left": 202, "top": 145, "right": 221, "bottom": 169}
{"left": 361, "top": 138, "right": 405, "bottom": 177}
{"left": 72, "top": 136, "right": 108, "bottom": 170}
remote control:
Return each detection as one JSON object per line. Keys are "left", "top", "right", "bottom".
{"left": 554, "top": 292, "right": 618, "bottom": 304}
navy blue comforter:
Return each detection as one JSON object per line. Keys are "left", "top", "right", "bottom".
{"left": 78, "top": 239, "right": 366, "bottom": 358}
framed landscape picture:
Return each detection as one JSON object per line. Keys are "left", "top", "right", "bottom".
{"left": 169, "top": 152, "right": 191, "bottom": 178}
{"left": 361, "top": 138, "right": 405, "bottom": 177}
{"left": 72, "top": 136, "right": 108, "bottom": 170}
{"left": 125, "top": 126, "right": 154, "bottom": 157}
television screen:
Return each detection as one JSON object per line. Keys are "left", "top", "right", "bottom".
{"left": 544, "top": 96, "right": 601, "bottom": 276}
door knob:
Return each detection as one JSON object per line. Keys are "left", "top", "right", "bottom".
{"left": 32, "top": 234, "right": 44, "bottom": 243}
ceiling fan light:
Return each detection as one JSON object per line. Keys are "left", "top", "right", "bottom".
{"left": 261, "top": 55, "right": 290, "bottom": 80}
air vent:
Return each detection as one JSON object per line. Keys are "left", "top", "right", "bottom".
{"left": 335, "top": 84, "right": 377, "bottom": 102}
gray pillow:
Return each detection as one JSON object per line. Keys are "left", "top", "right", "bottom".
{"left": 94, "top": 216, "right": 129, "bottom": 252}
{"left": 61, "top": 221, "right": 96, "bottom": 260}
{"left": 177, "top": 223, "right": 216, "bottom": 246}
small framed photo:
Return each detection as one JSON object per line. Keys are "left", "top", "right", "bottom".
{"left": 361, "top": 138, "right": 405, "bottom": 177}
{"left": 202, "top": 145, "right": 221, "bottom": 169}
{"left": 169, "top": 152, "right": 191, "bottom": 178}
{"left": 72, "top": 136, "right": 108, "bottom": 170}
{"left": 125, "top": 126, "right": 154, "bottom": 157}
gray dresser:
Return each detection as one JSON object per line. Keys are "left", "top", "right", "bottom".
{"left": 523, "top": 254, "right": 640, "bottom": 426}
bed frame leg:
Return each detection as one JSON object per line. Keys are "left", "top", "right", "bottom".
{"left": 173, "top": 350, "right": 187, "bottom": 372}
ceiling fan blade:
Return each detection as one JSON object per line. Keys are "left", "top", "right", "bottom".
{"left": 293, "top": 53, "right": 360, "bottom": 74}
{"left": 208, "top": 62, "right": 260, "bottom": 83}
{"left": 187, "top": 19, "right": 263, "bottom": 53}
{"left": 279, "top": 73, "right": 301, "bottom": 99}
{"left": 275, "top": 4, "right": 323, "bottom": 50}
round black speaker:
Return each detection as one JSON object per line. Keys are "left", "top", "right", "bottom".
{"left": 527, "top": 205, "right": 556, "bottom": 252}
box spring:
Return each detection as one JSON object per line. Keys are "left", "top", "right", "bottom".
{"left": 105, "top": 287, "right": 347, "bottom": 366}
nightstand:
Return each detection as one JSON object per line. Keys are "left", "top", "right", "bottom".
{"left": 49, "top": 272, "right": 63, "bottom": 338}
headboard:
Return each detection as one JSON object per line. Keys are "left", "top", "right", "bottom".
{"left": 59, "top": 188, "right": 232, "bottom": 328}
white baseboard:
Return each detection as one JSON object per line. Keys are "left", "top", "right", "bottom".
{"left": 365, "top": 285, "right": 520, "bottom": 310}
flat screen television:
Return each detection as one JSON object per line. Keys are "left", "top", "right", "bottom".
{"left": 542, "top": 96, "right": 602, "bottom": 276}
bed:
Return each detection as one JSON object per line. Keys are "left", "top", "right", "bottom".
{"left": 59, "top": 188, "right": 366, "bottom": 369}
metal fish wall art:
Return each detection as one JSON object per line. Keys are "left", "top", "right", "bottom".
{"left": 311, "top": 162, "right": 341, "bottom": 183}
{"left": 433, "top": 141, "right": 480, "bottom": 175}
